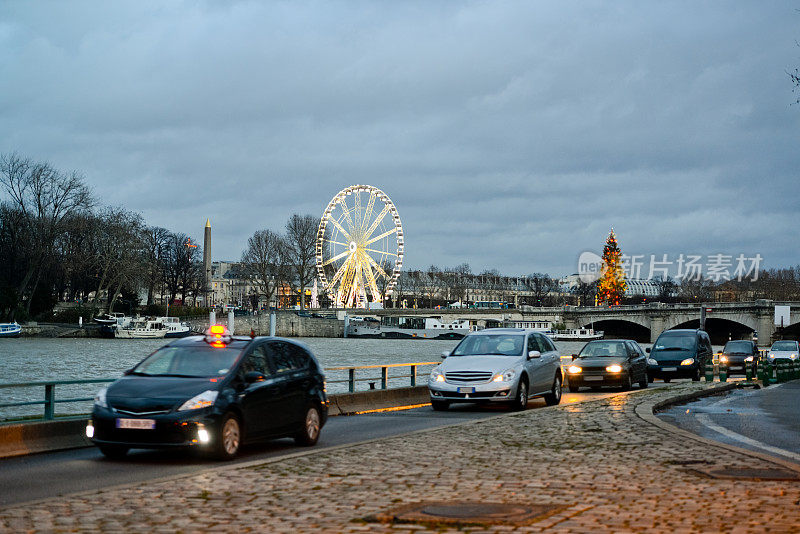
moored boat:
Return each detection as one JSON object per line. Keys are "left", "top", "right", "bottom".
{"left": 0, "top": 322, "right": 22, "bottom": 338}
{"left": 551, "top": 328, "right": 604, "bottom": 341}
{"left": 159, "top": 316, "right": 193, "bottom": 338}
{"left": 347, "top": 316, "right": 472, "bottom": 339}
{"left": 115, "top": 318, "right": 167, "bottom": 339}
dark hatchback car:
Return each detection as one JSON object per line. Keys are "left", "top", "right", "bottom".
{"left": 647, "top": 329, "right": 712, "bottom": 382}
{"left": 719, "top": 340, "right": 758, "bottom": 376}
{"left": 566, "top": 339, "right": 648, "bottom": 392}
{"left": 87, "top": 326, "right": 328, "bottom": 460}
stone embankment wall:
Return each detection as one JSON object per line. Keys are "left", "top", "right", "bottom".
{"left": 189, "top": 311, "right": 344, "bottom": 338}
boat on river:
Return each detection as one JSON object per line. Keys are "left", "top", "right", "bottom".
{"left": 347, "top": 316, "right": 472, "bottom": 339}
{"left": 115, "top": 318, "right": 167, "bottom": 339}
{"left": 0, "top": 322, "right": 21, "bottom": 338}
{"left": 95, "top": 313, "right": 132, "bottom": 338}
{"left": 551, "top": 328, "right": 603, "bottom": 341}
{"left": 159, "top": 316, "right": 192, "bottom": 338}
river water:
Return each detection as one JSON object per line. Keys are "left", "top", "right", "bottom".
{"left": 0, "top": 337, "right": 613, "bottom": 420}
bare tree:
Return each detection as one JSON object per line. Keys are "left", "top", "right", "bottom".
{"left": 89, "top": 207, "right": 145, "bottom": 312}
{"left": 284, "top": 214, "right": 317, "bottom": 309}
{"left": 0, "top": 153, "right": 94, "bottom": 314}
{"left": 240, "top": 229, "right": 286, "bottom": 310}
{"left": 143, "top": 226, "right": 171, "bottom": 305}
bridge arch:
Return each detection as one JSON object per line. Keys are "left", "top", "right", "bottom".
{"left": 667, "top": 318, "right": 755, "bottom": 346}
{"left": 577, "top": 319, "right": 650, "bottom": 343}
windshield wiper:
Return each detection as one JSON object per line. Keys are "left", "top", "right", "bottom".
{"left": 127, "top": 371, "right": 151, "bottom": 376}
{"left": 151, "top": 373, "right": 202, "bottom": 378}
{"left": 658, "top": 347, "right": 685, "bottom": 351}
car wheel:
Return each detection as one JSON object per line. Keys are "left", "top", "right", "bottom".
{"left": 692, "top": 366, "right": 701, "bottom": 381}
{"left": 214, "top": 412, "right": 242, "bottom": 460}
{"left": 511, "top": 379, "right": 528, "bottom": 411}
{"left": 639, "top": 372, "right": 648, "bottom": 389}
{"left": 622, "top": 373, "right": 633, "bottom": 391}
{"left": 544, "top": 374, "right": 562, "bottom": 406}
{"left": 294, "top": 406, "right": 322, "bottom": 446}
{"left": 663, "top": 377, "right": 671, "bottom": 383}
{"left": 98, "top": 445, "right": 129, "bottom": 459}
{"left": 431, "top": 400, "right": 449, "bottom": 411}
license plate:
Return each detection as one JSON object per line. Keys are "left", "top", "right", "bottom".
{"left": 457, "top": 387, "right": 475, "bottom": 393}
{"left": 730, "top": 366, "right": 742, "bottom": 370}
{"left": 661, "top": 367, "right": 677, "bottom": 372}
{"left": 116, "top": 418, "right": 155, "bottom": 430}
{"left": 584, "top": 376, "right": 603, "bottom": 381}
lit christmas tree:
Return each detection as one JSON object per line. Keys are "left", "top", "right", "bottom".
{"left": 597, "top": 229, "right": 627, "bottom": 306}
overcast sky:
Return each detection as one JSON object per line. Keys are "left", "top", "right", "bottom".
{"left": 1, "top": 1, "right": 799, "bottom": 278}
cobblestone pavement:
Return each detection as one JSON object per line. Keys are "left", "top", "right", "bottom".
{"left": 2, "top": 383, "right": 799, "bottom": 533}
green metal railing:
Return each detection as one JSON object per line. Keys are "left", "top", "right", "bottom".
{"left": 0, "top": 362, "right": 441, "bottom": 422}
{"left": 325, "top": 362, "right": 439, "bottom": 393}
{"left": 0, "top": 379, "right": 115, "bottom": 421}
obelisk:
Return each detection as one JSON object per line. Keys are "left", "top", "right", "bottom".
{"left": 204, "top": 219, "right": 212, "bottom": 304}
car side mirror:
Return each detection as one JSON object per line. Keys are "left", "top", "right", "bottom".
{"left": 646, "top": 347, "right": 651, "bottom": 353}
{"left": 528, "top": 350, "right": 541, "bottom": 360}
{"left": 244, "top": 370, "right": 265, "bottom": 383}
{"left": 441, "top": 350, "right": 450, "bottom": 359}
{"left": 571, "top": 354, "right": 578, "bottom": 361}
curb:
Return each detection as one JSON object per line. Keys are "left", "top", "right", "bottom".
{"left": 634, "top": 382, "right": 800, "bottom": 475}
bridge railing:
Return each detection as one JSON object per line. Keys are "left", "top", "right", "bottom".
{"left": 0, "top": 362, "right": 441, "bottom": 423}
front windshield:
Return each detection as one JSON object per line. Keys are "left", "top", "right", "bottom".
{"left": 654, "top": 335, "right": 696, "bottom": 351}
{"left": 579, "top": 341, "right": 628, "bottom": 358}
{"left": 132, "top": 346, "right": 242, "bottom": 377}
{"left": 451, "top": 334, "right": 524, "bottom": 356}
{"left": 771, "top": 341, "right": 798, "bottom": 351}
{"left": 723, "top": 341, "right": 752, "bottom": 353}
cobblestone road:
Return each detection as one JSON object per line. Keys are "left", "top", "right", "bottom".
{"left": 2, "top": 383, "right": 798, "bottom": 533}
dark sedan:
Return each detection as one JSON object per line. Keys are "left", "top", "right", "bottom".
{"left": 86, "top": 326, "right": 328, "bottom": 460}
{"left": 719, "top": 340, "right": 758, "bottom": 376}
{"left": 566, "top": 339, "right": 649, "bottom": 392}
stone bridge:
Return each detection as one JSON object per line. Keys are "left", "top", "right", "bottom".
{"left": 349, "top": 301, "right": 800, "bottom": 344}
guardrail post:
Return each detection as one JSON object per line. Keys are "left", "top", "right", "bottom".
{"left": 410, "top": 365, "right": 416, "bottom": 387}
{"left": 348, "top": 369, "right": 355, "bottom": 393}
{"left": 44, "top": 384, "right": 55, "bottom": 420}
{"left": 381, "top": 367, "right": 387, "bottom": 390}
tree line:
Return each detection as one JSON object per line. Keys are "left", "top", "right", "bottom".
{"left": 0, "top": 153, "right": 204, "bottom": 321}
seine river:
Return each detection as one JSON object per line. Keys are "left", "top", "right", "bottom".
{"left": 0, "top": 337, "right": 597, "bottom": 420}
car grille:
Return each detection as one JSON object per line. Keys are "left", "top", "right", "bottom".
{"left": 114, "top": 408, "right": 171, "bottom": 416}
{"left": 445, "top": 371, "right": 493, "bottom": 383}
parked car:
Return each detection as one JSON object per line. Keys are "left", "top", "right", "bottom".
{"left": 427, "top": 329, "right": 563, "bottom": 411}
{"left": 646, "top": 329, "right": 712, "bottom": 382}
{"left": 719, "top": 340, "right": 758, "bottom": 375}
{"left": 86, "top": 326, "right": 328, "bottom": 460}
{"left": 566, "top": 339, "right": 648, "bottom": 392}
{"left": 767, "top": 340, "right": 799, "bottom": 363}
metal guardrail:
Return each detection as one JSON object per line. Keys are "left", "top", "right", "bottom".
{"left": 0, "top": 379, "right": 115, "bottom": 421}
{"left": 0, "top": 362, "right": 441, "bottom": 422}
{"left": 325, "top": 362, "right": 439, "bottom": 393}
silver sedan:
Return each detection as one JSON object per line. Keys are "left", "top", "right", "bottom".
{"left": 427, "top": 329, "right": 563, "bottom": 411}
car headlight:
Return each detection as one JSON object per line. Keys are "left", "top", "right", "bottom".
{"left": 94, "top": 386, "right": 108, "bottom": 408}
{"left": 680, "top": 358, "right": 695, "bottom": 366}
{"left": 567, "top": 365, "right": 582, "bottom": 374}
{"left": 605, "top": 364, "right": 623, "bottom": 373}
{"left": 719, "top": 355, "right": 728, "bottom": 364}
{"left": 430, "top": 368, "right": 446, "bottom": 382}
{"left": 178, "top": 390, "right": 218, "bottom": 411}
{"left": 791, "top": 354, "right": 798, "bottom": 360}
{"left": 647, "top": 358, "right": 657, "bottom": 366}
{"left": 744, "top": 356, "right": 754, "bottom": 362}
{"left": 492, "top": 369, "right": 516, "bottom": 382}
{"left": 768, "top": 353, "right": 775, "bottom": 360}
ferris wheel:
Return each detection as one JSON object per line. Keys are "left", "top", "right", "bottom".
{"left": 316, "top": 185, "right": 404, "bottom": 308}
